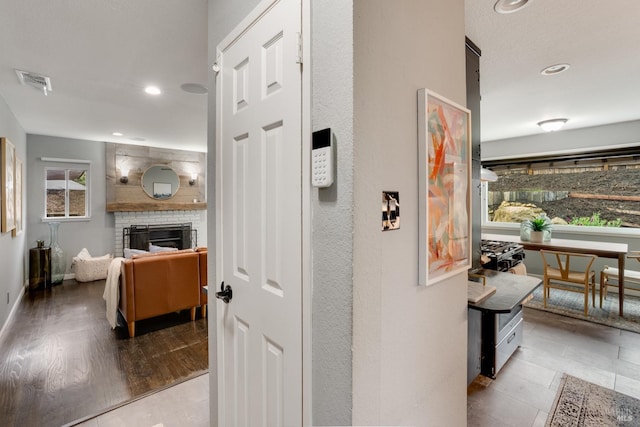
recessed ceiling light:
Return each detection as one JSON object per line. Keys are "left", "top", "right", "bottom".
{"left": 112, "top": 132, "right": 124, "bottom": 137}
{"left": 538, "top": 118, "right": 568, "bottom": 132}
{"left": 494, "top": 0, "right": 531, "bottom": 14}
{"left": 180, "top": 83, "right": 208, "bottom": 94}
{"left": 541, "top": 63, "right": 570, "bottom": 76}
{"left": 144, "top": 85, "right": 162, "bottom": 95}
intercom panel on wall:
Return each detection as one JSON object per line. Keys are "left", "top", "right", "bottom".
{"left": 311, "top": 128, "right": 334, "bottom": 188}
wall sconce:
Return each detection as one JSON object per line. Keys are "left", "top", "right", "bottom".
{"left": 120, "top": 168, "right": 129, "bottom": 184}
{"left": 189, "top": 173, "right": 197, "bottom": 186}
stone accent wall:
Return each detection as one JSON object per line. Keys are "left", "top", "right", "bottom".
{"left": 114, "top": 210, "right": 202, "bottom": 256}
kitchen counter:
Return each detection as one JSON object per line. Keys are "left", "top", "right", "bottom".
{"left": 468, "top": 268, "right": 541, "bottom": 313}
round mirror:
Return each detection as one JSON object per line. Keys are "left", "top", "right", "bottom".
{"left": 141, "top": 165, "right": 180, "bottom": 200}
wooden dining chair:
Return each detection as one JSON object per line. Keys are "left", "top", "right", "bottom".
{"left": 540, "top": 250, "right": 598, "bottom": 316}
{"left": 600, "top": 251, "right": 640, "bottom": 308}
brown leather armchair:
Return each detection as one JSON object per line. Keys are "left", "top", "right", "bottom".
{"left": 119, "top": 250, "right": 201, "bottom": 337}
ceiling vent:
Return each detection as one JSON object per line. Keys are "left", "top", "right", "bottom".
{"left": 15, "top": 69, "right": 53, "bottom": 96}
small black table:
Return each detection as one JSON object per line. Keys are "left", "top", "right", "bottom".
{"left": 29, "top": 246, "right": 51, "bottom": 291}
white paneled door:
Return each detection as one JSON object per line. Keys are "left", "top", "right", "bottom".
{"left": 215, "top": 0, "right": 302, "bottom": 425}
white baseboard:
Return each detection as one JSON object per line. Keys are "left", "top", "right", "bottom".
{"left": 0, "top": 283, "right": 26, "bottom": 342}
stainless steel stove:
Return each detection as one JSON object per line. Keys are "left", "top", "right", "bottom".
{"left": 480, "top": 239, "right": 525, "bottom": 272}
{"left": 474, "top": 239, "right": 528, "bottom": 379}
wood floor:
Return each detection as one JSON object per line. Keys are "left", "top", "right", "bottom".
{"left": 468, "top": 306, "right": 640, "bottom": 426}
{"left": 0, "top": 279, "right": 208, "bottom": 427}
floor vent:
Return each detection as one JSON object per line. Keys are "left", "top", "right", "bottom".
{"left": 15, "top": 69, "right": 52, "bottom": 96}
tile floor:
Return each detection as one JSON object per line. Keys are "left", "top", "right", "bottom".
{"left": 71, "top": 307, "right": 640, "bottom": 427}
{"left": 468, "top": 306, "right": 640, "bottom": 427}
{"left": 72, "top": 373, "right": 209, "bottom": 427}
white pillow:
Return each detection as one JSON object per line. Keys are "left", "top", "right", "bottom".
{"left": 74, "top": 253, "right": 112, "bottom": 263}
{"left": 149, "top": 244, "right": 179, "bottom": 253}
{"left": 124, "top": 248, "right": 148, "bottom": 259}
{"left": 76, "top": 247, "right": 92, "bottom": 260}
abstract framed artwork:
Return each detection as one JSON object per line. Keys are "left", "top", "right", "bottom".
{"left": 417, "top": 89, "right": 471, "bottom": 286}
{"left": 1, "top": 137, "right": 16, "bottom": 233}
{"left": 12, "top": 156, "right": 23, "bottom": 236}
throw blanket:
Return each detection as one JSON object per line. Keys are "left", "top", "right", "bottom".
{"left": 103, "top": 257, "right": 125, "bottom": 329}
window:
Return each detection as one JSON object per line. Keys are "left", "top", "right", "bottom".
{"left": 483, "top": 147, "right": 640, "bottom": 230}
{"left": 45, "top": 164, "right": 90, "bottom": 219}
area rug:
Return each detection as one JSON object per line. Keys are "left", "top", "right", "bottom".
{"left": 546, "top": 374, "right": 640, "bottom": 426}
{"left": 524, "top": 285, "right": 640, "bottom": 334}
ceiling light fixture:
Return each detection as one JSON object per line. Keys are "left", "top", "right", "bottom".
{"left": 494, "top": 0, "right": 531, "bottom": 14}
{"left": 537, "top": 118, "right": 568, "bottom": 132}
{"left": 112, "top": 132, "right": 124, "bottom": 137}
{"left": 541, "top": 63, "right": 570, "bottom": 76}
{"left": 144, "top": 85, "right": 162, "bottom": 95}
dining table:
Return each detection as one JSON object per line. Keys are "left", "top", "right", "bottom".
{"left": 482, "top": 233, "right": 629, "bottom": 316}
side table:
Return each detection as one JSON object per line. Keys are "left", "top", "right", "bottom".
{"left": 29, "top": 246, "right": 51, "bottom": 291}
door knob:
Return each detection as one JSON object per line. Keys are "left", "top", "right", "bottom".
{"left": 215, "top": 281, "right": 233, "bottom": 303}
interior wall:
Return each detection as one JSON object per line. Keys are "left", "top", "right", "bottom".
{"left": 26, "top": 135, "right": 114, "bottom": 274}
{"left": 351, "top": 0, "right": 467, "bottom": 425}
{"left": 0, "top": 95, "right": 27, "bottom": 334}
{"left": 311, "top": 0, "right": 355, "bottom": 424}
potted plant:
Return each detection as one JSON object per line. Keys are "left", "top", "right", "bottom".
{"left": 522, "top": 215, "right": 552, "bottom": 242}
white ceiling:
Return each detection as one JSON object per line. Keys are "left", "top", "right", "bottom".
{"left": 1, "top": 1, "right": 639, "bottom": 152}
{"left": 0, "top": 0, "right": 209, "bottom": 152}
{"left": 466, "top": 0, "right": 640, "bottom": 142}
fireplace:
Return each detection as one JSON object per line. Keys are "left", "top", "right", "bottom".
{"left": 123, "top": 223, "right": 196, "bottom": 253}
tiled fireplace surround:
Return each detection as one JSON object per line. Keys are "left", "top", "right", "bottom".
{"left": 114, "top": 210, "right": 202, "bottom": 257}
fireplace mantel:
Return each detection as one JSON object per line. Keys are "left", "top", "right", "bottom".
{"left": 106, "top": 143, "right": 207, "bottom": 213}
{"left": 106, "top": 202, "right": 207, "bottom": 212}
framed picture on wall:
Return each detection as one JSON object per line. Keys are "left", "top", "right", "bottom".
{"left": 12, "top": 156, "right": 23, "bottom": 236}
{"left": 417, "top": 89, "right": 472, "bottom": 286}
{"left": 153, "top": 182, "right": 172, "bottom": 199}
{"left": 1, "top": 137, "right": 16, "bottom": 233}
